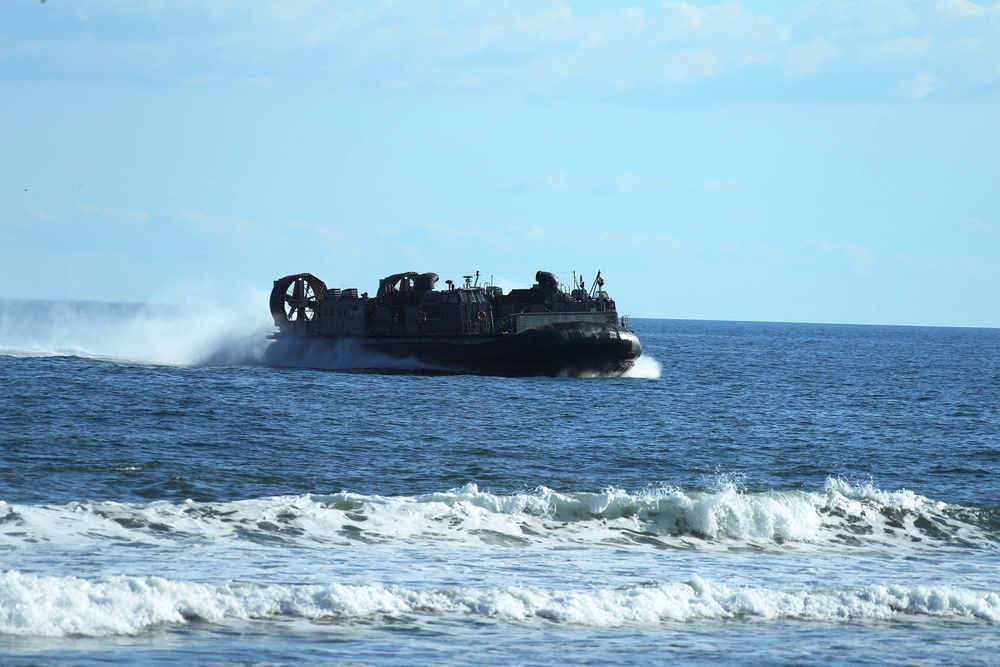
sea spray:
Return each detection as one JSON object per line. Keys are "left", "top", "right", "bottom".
{"left": 0, "top": 293, "right": 270, "bottom": 366}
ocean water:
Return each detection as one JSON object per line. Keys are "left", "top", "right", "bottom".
{"left": 1, "top": 300, "right": 999, "bottom": 666}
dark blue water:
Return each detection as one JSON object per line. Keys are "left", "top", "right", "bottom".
{"left": 2, "top": 312, "right": 999, "bottom": 665}
{"left": 4, "top": 319, "right": 996, "bottom": 505}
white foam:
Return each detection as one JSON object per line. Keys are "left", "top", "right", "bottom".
{"left": 2, "top": 479, "right": 991, "bottom": 557}
{"left": 2, "top": 570, "right": 998, "bottom": 637}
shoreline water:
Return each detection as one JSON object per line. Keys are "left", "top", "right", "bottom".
{"left": 2, "top": 313, "right": 999, "bottom": 665}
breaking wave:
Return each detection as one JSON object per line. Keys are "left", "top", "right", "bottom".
{"left": 2, "top": 570, "right": 998, "bottom": 637}
{"left": 4, "top": 479, "right": 999, "bottom": 637}
{"left": 3, "top": 479, "right": 996, "bottom": 554}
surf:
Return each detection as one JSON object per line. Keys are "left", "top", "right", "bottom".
{"left": 3, "top": 569, "right": 999, "bottom": 638}
{"left": 4, "top": 479, "right": 996, "bottom": 556}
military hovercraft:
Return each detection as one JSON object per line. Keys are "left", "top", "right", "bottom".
{"left": 266, "top": 269, "right": 642, "bottom": 376}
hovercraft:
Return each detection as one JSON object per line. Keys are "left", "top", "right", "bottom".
{"left": 266, "top": 270, "right": 641, "bottom": 376}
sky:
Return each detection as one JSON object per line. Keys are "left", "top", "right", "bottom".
{"left": 1, "top": 1, "right": 998, "bottom": 327}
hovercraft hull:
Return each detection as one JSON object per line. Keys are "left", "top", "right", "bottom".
{"left": 267, "top": 321, "right": 641, "bottom": 377}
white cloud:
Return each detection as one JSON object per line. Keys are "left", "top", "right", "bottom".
{"left": 700, "top": 178, "right": 743, "bottom": 192}
{"left": 753, "top": 242, "right": 783, "bottom": 261}
{"left": 514, "top": 2, "right": 576, "bottom": 41}
{"left": 0, "top": 207, "right": 47, "bottom": 240}
{"left": 418, "top": 222, "right": 518, "bottom": 253}
{"left": 503, "top": 171, "right": 574, "bottom": 192}
{"left": 606, "top": 174, "right": 740, "bottom": 193}
{"left": 4, "top": 1, "right": 999, "bottom": 100}
{"left": 936, "top": 0, "right": 1000, "bottom": 20}
{"left": 897, "top": 70, "right": 939, "bottom": 99}
{"left": 784, "top": 38, "right": 840, "bottom": 78}
{"left": 865, "top": 36, "right": 933, "bottom": 61}
{"left": 415, "top": 221, "right": 698, "bottom": 264}
{"left": 169, "top": 209, "right": 274, "bottom": 247}
{"left": 605, "top": 230, "right": 694, "bottom": 256}
{"left": 613, "top": 172, "right": 673, "bottom": 193}
{"left": 621, "top": 7, "right": 647, "bottom": 33}
{"left": 808, "top": 239, "right": 875, "bottom": 274}
{"left": 235, "top": 76, "right": 275, "bottom": 89}
{"left": 285, "top": 220, "right": 353, "bottom": 255}
{"left": 81, "top": 205, "right": 151, "bottom": 224}
{"left": 509, "top": 225, "right": 696, "bottom": 257}
{"left": 24, "top": 206, "right": 49, "bottom": 222}
{"left": 958, "top": 254, "right": 995, "bottom": 277}
{"left": 896, "top": 250, "right": 994, "bottom": 277}
{"left": 654, "top": 50, "right": 725, "bottom": 82}
{"left": 964, "top": 217, "right": 995, "bottom": 232}
{"left": 659, "top": 2, "right": 782, "bottom": 40}
{"left": 720, "top": 241, "right": 782, "bottom": 260}
{"left": 895, "top": 251, "right": 953, "bottom": 271}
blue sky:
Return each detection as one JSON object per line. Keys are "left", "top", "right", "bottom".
{"left": 1, "top": 1, "right": 998, "bottom": 326}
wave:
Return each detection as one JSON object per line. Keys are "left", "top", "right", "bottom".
{"left": 2, "top": 569, "right": 998, "bottom": 637}
{"left": 3, "top": 479, "right": 996, "bottom": 554}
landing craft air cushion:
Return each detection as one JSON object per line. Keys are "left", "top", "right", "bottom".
{"left": 266, "top": 270, "right": 642, "bottom": 376}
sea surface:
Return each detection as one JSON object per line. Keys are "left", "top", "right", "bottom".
{"left": 1, "top": 300, "right": 999, "bottom": 665}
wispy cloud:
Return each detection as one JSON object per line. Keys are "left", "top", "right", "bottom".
{"left": 0, "top": 207, "right": 47, "bottom": 240}
{"left": 612, "top": 173, "right": 673, "bottom": 193}
{"left": 895, "top": 251, "right": 953, "bottom": 271}
{"left": 958, "top": 254, "right": 995, "bottom": 277}
{"left": 936, "top": 0, "right": 1000, "bottom": 20}
{"left": 0, "top": 206, "right": 49, "bottom": 239}
{"left": 896, "top": 250, "right": 995, "bottom": 277}
{"left": 5, "top": 1, "right": 998, "bottom": 101}
{"left": 964, "top": 217, "right": 995, "bottom": 232}
{"left": 897, "top": 71, "right": 938, "bottom": 100}
{"left": 285, "top": 220, "right": 352, "bottom": 253}
{"left": 418, "top": 220, "right": 695, "bottom": 259}
{"left": 503, "top": 171, "right": 574, "bottom": 193}
{"left": 81, "top": 205, "right": 151, "bottom": 224}
{"left": 865, "top": 36, "right": 933, "bottom": 62}
{"left": 700, "top": 178, "right": 743, "bottom": 193}
{"left": 418, "top": 222, "right": 519, "bottom": 253}
{"left": 510, "top": 225, "right": 696, "bottom": 257}
{"left": 807, "top": 239, "right": 875, "bottom": 274}
{"left": 168, "top": 209, "right": 281, "bottom": 249}
{"left": 721, "top": 241, "right": 783, "bottom": 261}
{"left": 23, "top": 206, "right": 48, "bottom": 222}
{"left": 172, "top": 209, "right": 258, "bottom": 236}
{"left": 783, "top": 38, "right": 840, "bottom": 78}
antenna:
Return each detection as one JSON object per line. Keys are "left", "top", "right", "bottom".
{"left": 589, "top": 270, "right": 604, "bottom": 297}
